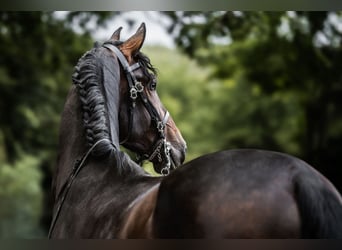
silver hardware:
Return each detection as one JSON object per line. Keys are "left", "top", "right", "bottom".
{"left": 157, "top": 121, "right": 165, "bottom": 133}
{"left": 129, "top": 83, "right": 143, "bottom": 100}
{"left": 164, "top": 140, "right": 171, "bottom": 170}
{"left": 160, "top": 167, "right": 170, "bottom": 176}
{"left": 146, "top": 138, "right": 172, "bottom": 176}
{"left": 130, "top": 87, "right": 138, "bottom": 100}
{"left": 135, "top": 81, "right": 144, "bottom": 92}
{"left": 148, "top": 139, "right": 164, "bottom": 162}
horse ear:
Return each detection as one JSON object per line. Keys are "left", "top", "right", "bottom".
{"left": 110, "top": 27, "right": 122, "bottom": 41}
{"left": 119, "top": 23, "right": 146, "bottom": 61}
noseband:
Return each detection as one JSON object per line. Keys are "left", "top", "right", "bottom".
{"left": 103, "top": 43, "right": 172, "bottom": 175}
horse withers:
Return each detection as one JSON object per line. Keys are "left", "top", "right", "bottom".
{"left": 49, "top": 23, "right": 342, "bottom": 238}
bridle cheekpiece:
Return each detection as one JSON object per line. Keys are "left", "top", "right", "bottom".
{"left": 103, "top": 42, "right": 172, "bottom": 176}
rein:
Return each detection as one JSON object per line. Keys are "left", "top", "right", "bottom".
{"left": 48, "top": 43, "right": 172, "bottom": 238}
{"left": 48, "top": 138, "right": 112, "bottom": 238}
{"left": 102, "top": 43, "right": 172, "bottom": 175}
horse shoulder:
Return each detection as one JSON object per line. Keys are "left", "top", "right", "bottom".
{"left": 117, "top": 184, "right": 160, "bottom": 238}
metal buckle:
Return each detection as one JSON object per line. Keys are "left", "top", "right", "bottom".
{"left": 130, "top": 87, "right": 138, "bottom": 100}
{"left": 135, "top": 81, "right": 144, "bottom": 92}
{"left": 161, "top": 167, "right": 170, "bottom": 176}
{"left": 130, "top": 82, "right": 143, "bottom": 100}
{"left": 157, "top": 121, "right": 165, "bottom": 133}
{"left": 160, "top": 140, "right": 171, "bottom": 176}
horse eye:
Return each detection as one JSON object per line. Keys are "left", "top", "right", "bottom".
{"left": 150, "top": 79, "right": 157, "bottom": 90}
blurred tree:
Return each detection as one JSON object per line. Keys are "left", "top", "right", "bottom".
{"left": 161, "top": 11, "right": 342, "bottom": 191}
{"left": 0, "top": 12, "right": 119, "bottom": 163}
{"left": 2, "top": 11, "right": 342, "bottom": 237}
{"left": 0, "top": 154, "right": 43, "bottom": 237}
{"left": 0, "top": 11, "right": 117, "bottom": 237}
{"left": 143, "top": 46, "right": 220, "bottom": 160}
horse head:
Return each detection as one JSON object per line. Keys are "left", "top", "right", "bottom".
{"left": 105, "top": 23, "right": 187, "bottom": 174}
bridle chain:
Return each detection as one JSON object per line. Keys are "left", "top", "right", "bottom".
{"left": 48, "top": 42, "right": 173, "bottom": 238}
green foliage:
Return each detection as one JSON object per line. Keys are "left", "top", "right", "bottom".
{"left": 142, "top": 46, "right": 220, "bottom": 160}
{"left": 0, "top": 12, "right": 95, "bottom": 238}
{"left": 143, "top": 45, "right": 304, "bottom": 162}
{"left": 161, "top": 11, "right": 342, "bottom": 190}
{"left": 0, "top": 154, "right": 44, "bottom": 238}
{"left": 1, "top": 11, "right": 342, "bottom": 238}
{"left": 0, "top": 12, "right": 93, "bottom": 162}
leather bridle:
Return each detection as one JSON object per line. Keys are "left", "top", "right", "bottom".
{"left": 103, "top": 42, "right": 172, "bottom": 175}
{"left": 48, "top": 43, "right": 173, "bottom": 238}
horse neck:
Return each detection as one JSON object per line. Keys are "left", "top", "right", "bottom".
{"left": 53, "top": 48, "right": 148, "bottom": 199}
{"left": 53, "top": 86, "right": 88, "bottom": 198}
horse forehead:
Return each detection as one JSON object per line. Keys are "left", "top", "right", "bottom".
{"left": 133, "top": 67, "right": 145, "bottom": 79}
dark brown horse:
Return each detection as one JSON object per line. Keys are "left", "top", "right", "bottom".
{"left": 49, "top": 23, "right": 342, "bottom": 238}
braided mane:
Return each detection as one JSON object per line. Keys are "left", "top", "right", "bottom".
{"left": 72, "top": 46, "right": 116, "bottom": 157}
{"left": 70, "top": 42, "right": 157, "bottom": 160}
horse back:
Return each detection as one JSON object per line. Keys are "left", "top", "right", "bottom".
{"left": 152, "top": 149, "right": 342, "bottom": 238}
